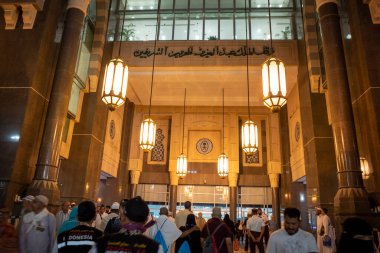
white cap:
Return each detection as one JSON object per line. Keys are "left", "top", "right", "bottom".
{"left": 22, "top": 195, "right": 35, "bottom": 202}
{"left": 35, "top": 195, "right": 49, "bottom": 206}
{"left": 111, "top": 202, "right": 120, "bottom": 210}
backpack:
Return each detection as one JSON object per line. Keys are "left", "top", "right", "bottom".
{"left": 154, "top": 219, "right": 168, "bottom": 253}
{"left": 203, "top": 222, "right": 225, "bottom": 253}
{"left": 178, "top": 240, "right": 191, "bottom": 253}
{"left": 104, "top": 217, "right": 122, "bottom": 236}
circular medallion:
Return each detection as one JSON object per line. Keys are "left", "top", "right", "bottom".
{"left": 196, "top": 138, "right": 213, "bottom": 154}
{"left": 295, "top": 122, "right": 300, "bottom": 142}
{"left": 110, "top": 120, "right": 115, "bottom": 139}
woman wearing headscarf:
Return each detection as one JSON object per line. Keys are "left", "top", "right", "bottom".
{"left": 223, "top": 214, "right": 236, "bottom": 238}
{"left": 58, "top": 206, "right": 78, "bottom": 234}
{"left": 175, "top": 214, "right": 202, "bottom": 253}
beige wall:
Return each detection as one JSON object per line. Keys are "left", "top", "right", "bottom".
{"left": 129, "top": 105, "right": 281, "bottom": 187}
{"left": 287, "top": 83, "right": 306, "bottom": 182}
{"left": 101, "top": 104, "right": 124, "bottom": 177}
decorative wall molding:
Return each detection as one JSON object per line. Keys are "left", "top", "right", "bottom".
{"left": 20, "top": 4, "right": 37, "bottom": 29}
{"left": 365, "top": 0, "right": 380, "bottom": 24}
{"left": 0, "top": 0, "right": 45, "bottom": 29}
{"left": 1, "top": 4, "right": 18, "bottom": 30}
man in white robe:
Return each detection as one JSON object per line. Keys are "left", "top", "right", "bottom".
{"left": 55, "top": 201, "right": 71, "bottom": 230}
{"left": 146, "top": 207, "right": 182, "bottom": 253}
{"left": 317, "top": 208, "right": 335, "bottom": 253}
{"left": 19, "top": 195, "right": 56, "bottom": 253}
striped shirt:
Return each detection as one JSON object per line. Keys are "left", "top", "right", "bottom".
{"left": 56, "top": 225, "right": 103, "bottom": 253}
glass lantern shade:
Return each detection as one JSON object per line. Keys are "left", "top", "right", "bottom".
{"left": 218, "top": 153, "right": 229, "bottom": 178}
{"left": 241, "top": 120, "right": 258, "bottom": 154}
{"left": 139, "top": 118, "right": 156, "bottom": 152}
{"left": 360, "top": 157, "right": 370, "bottom": 179}
{"left": 176, "top": 153, "right": 187, "bottom": 178}
{"left": 262, "top": 57, "right": 287, "bottom": 113}
{"left": 101, "top": 58, "right": 129, "bottom": 111}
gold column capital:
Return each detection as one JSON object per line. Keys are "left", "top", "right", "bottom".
{"left": 228, "top": 172, "right": 238, "bottom": 187}
{"left": 67, "top": 0, "right": 90, "bottom": 15}
{"left": 170, "top": 171, "right": 179, "bottom": 186}
{"left": 130, "top": 170, "right": 141, "bottom": 185}
{"left": 269, "top": 173, "right": 280, "bottom": 188}
{"left": 316, "top": 0, "right": 340, "bottom": 10}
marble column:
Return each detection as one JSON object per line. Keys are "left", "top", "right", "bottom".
{"left": 117, "top": 101, "right": 135, "bottom": 199}
{"left": 169, "top": 171, "right": 179, "bottom": 217}
{"left": 28, "top": 0, "right": 90, "bottom": 205}
{"left": 269, "top": 173, "right": 280, "bottom": 229}
{"left": 228, "top": 172, "right": 238, "bottom": 221}
{"left": 316, "top": 0, "right": 370, "bottom": 222}
{"left": 229, "top": 187, "right": 237, "bottom": 222}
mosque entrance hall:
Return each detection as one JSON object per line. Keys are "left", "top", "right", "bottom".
{"left": 1, "top": 0, "right": 380, "bottom": 252}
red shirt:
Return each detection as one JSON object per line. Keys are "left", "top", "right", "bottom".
{"left": 201, "top": 217, "right": 232, "bottom": 253}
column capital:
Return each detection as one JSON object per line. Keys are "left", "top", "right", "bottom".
{"left": 1, "top": 4, "right": 19, "bottom": 30}
{"left": 316, "top": 0, "right": 340, "bottom": 11}
{"left": 130, "top": 170, "right": 141, "bottom": 185}
{"left": 365, "top": 0, "right": 380, "bottom": 24}
{"left": 228, "top": 172, "right": 238, "bottom": 187}
{"left": 67, "top": 0, "right": 90, "bottom": 15}
{"left": 170, "top": 171, "right": 179, "bottom": 186}
{"left": 269, "top": 173, "right": 280, "bottom": 188}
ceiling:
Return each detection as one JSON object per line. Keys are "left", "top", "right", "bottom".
{"left": 126, "top": 64, "right": 298, "bottom": 107}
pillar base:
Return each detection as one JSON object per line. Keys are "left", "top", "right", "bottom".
{"left": 334, "top": 187, "right": 370, "bottom": 236}
{"left": 27, "top": 180, "right": 60, "bottom": 207}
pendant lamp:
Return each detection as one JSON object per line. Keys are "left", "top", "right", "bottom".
{"left": 241, "top": 0, "right": 259, "bottom": 155}
{"left": 101, "top": 1, "right": 128, "bottom": 111}
{"left": 218, "top": 89, "right": 228, "bottom": 178}
{"left": 262, "top": 0, "right": 287, "bottom": 113}
{"left": 139, "top": 0, "right": 162, "bottom": 152}
{"left": 177, "top": 89, "right": 188, "bottom": 178}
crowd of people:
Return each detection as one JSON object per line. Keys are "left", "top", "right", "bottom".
{"left": 0, "top": 194, "right": 377, "bottom": 253}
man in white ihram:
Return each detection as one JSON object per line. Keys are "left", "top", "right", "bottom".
{"left": 146, "top": 207, "right": 181, "bottom": 253}
{"left": 266, "top": 207, "right": 319, "bottom": 253}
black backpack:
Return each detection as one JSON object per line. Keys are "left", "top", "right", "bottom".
{"left": 104, "top": 217, "right": 122, "bottom": 236}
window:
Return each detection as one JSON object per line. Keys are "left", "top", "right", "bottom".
{"left": 204, "top": 13, "right": 218, "bottom": 40}
{"left": 190, "top": 0, "right": 203, "bottom": 9}
{"left": 189, "top": 13, "right": 203, "bottom": 40}
{"left": 175, "top": 0, "right": 188, "bottom": 9}
{"left": 174, "top": 13, "right": 189, "bottom": 40}
{"left": 220, "top": 13, "right": 234, "bottom": 40}
{"left": 205, "top": 0, "right": 218, "bottom": 9}
{"left": 160, "top": 14, "right": 174, "bottom": 40}
{"left": 110, "top": 0, "right": 295, "bottom": 41}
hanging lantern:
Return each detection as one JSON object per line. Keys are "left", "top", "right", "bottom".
{"left": 218, "top": 89, "right": 229, "bottom": 178}
{"left": 139, "top": 118, "right": 156, "bottom": 152}
{"left": 101, "top": 58, "right": 129, "bottom": 111}
{"left": 218, "top": 153, "right": 229, "bottom": 178}
{"left": 262, "top": 57, "right": 287, "bottom": 113}
{"left": 241, "top": 120, "right": 258, "bottom": 154}
{"left": 176, "top": 153, "right": 187, "bottom": 178}
{"left": 360, "top": 157, "right": 370, "bottom": 179}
